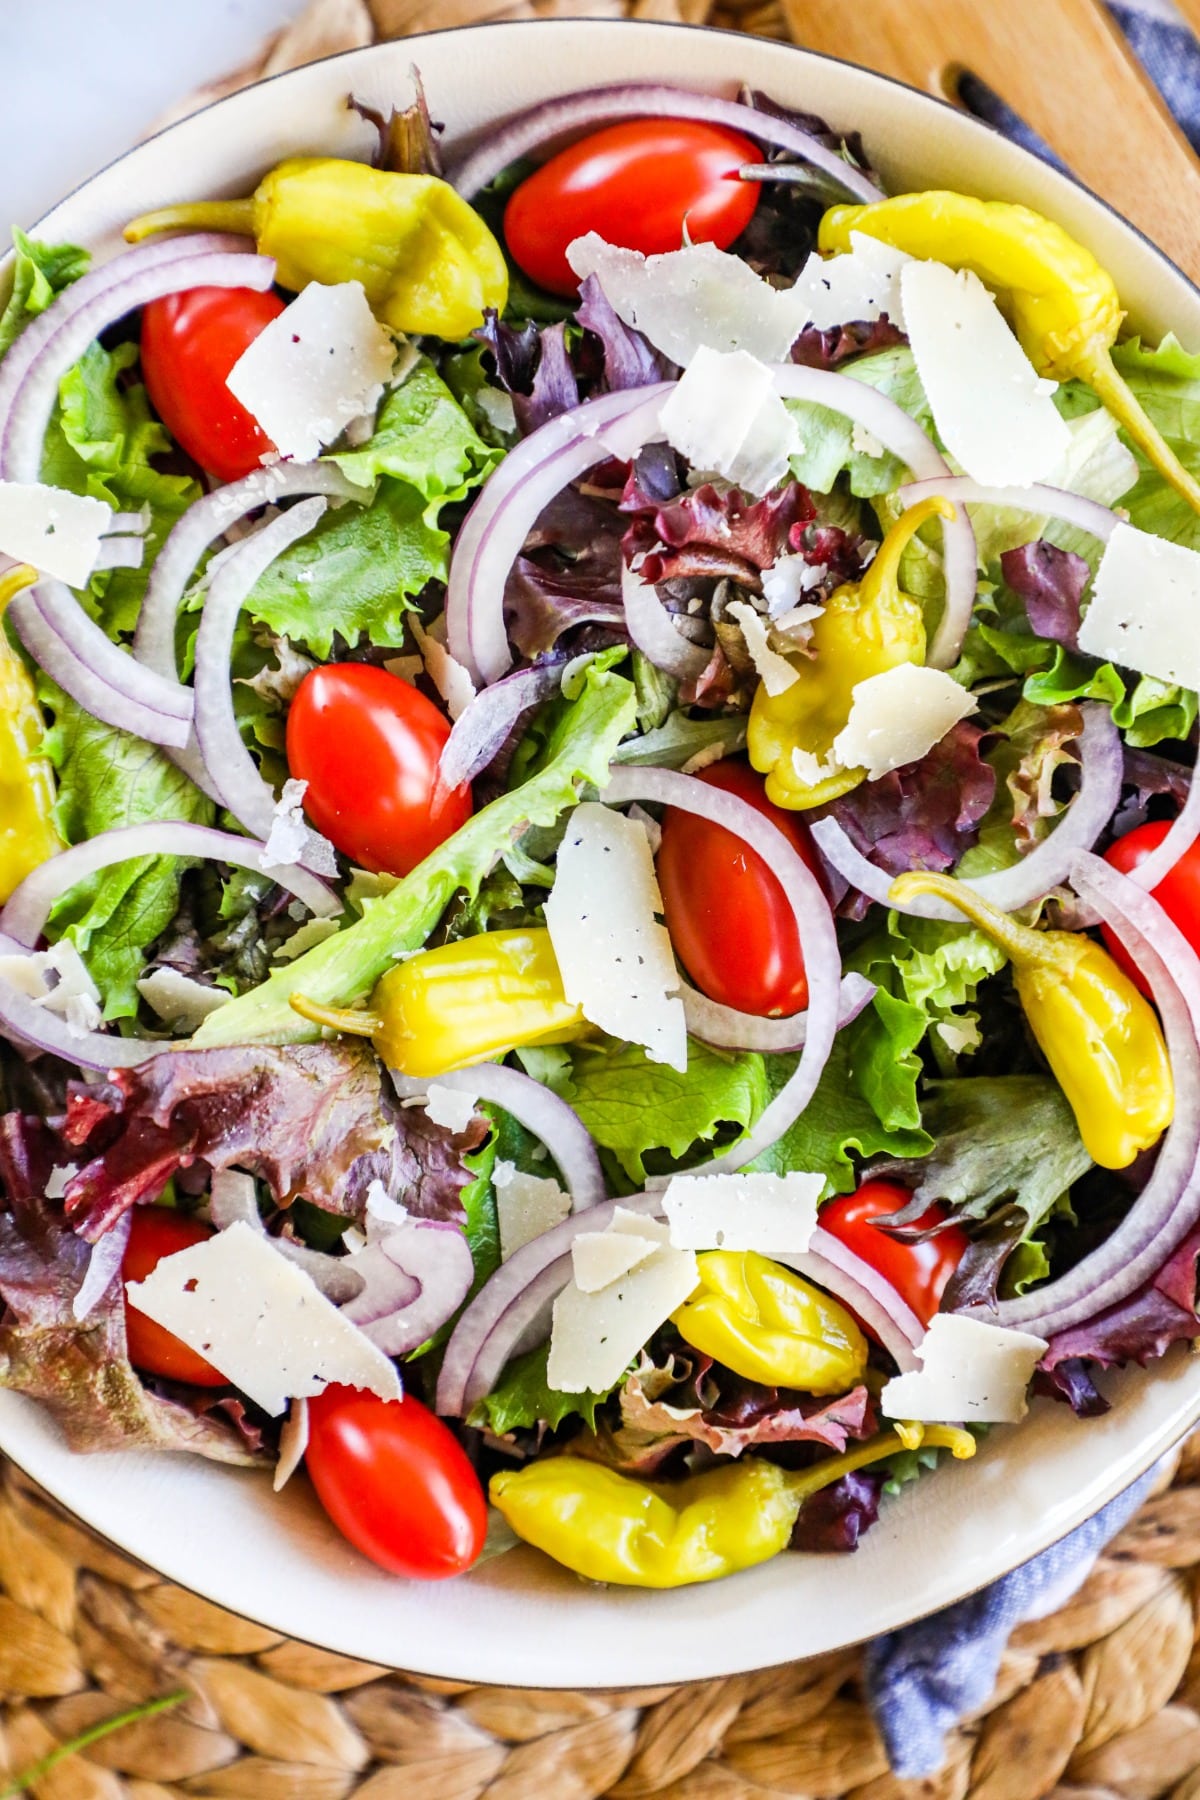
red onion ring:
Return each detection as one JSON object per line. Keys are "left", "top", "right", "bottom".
{"left": 134, "top": 462, "right": 364, "bottom": 681}
{"left": 811, "top": 701, "right": 1123, "bottom": 922}
{"left": 436, "top": 1191, "right": 664, "bottom": 1417}
{"left": 446, "top": 385, "right": 672, "bottom": 684}
{"left": 2, "top": 246, "right": 276, "bottom": 735}
{"left": 777, "top": 1226, "right": 923, "bottom": 1372}
{"left": 621, "top": 561, "right": 710, "bottom": 682}
{"left": 73, "top": 1211, "right": 133, "bottom": 1321}
{"left": 1126, "top": 781, "right": 1200, "bottom": 895}
{"left": 602, "top": 765, "right": 841, "bottom": 1171}
{"left": 343, "top": 1220, "right": 475, "bottom": 1356}
{"left": 192, "top": 499, "right": 337, "bottom": 873}
{"left": 436, "top": 663, "right": 563, "bottom": 794}
{"left": 424, "top": 1062, "right": 607, "bottom": 1212}
{"left": 898, "top": 475, "right": 1119, "bottom": 546}
{"left": 12, "top": 590, "right": 194, "bottom": 747}
{"left": 681, "top": 970, "right": 875, "bottom": 1053}
{"left": 208, "top": 1171, "right": 364, "bottom": 1303}
{"left": 974, "top": 852, "right": 1200, "bottom": 1339}
{"left": 0, "top": 966, "right": 180, "bottom": 1071}
{"left": 771, "top": 366, "right": 978, "bottom": 669}
{"left": 0, "top": 822, "right": 339, "bottom": 948}
{"left": 446, "top": 83, "right": 883, "bottom": 205}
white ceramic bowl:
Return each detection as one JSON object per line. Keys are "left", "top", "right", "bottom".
{"left": 3, "top": 19, "right": 1199, "bottom": 1688}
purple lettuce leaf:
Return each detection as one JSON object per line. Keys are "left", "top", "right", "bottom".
{"left": 1000, "top": 541, "right": 1090, "bottom": 652}
{"left": 474, "top": 311, "right": 579, "bottom": 436}
{"left": 505, "top": 488, "right": 627, "bottom": 659}
{"left": 790, "top": 1469, "right": 885, "bottom": 1553}
{"left": 792, "top": 317, "right": 906, "bottom": 370}
{"left": 817, "top": 722, "right": 997, "bottom": 890}
{"left": 621, "top": 480, "right": 814, "bottom": 588}
{"left": 575, "top": 273, "right": 676, "bottom": 392}
{"left": 60, "top": 1042, "right": 484, "bottom": 1241}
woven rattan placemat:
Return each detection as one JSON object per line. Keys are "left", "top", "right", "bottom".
{"left": 5, "top": 1, "right": 1200, "bottom": 1794}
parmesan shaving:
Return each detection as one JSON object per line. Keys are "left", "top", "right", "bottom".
{"left": 0, "top": 481, "right": 113, "bottom": 587}
{"left": 880, "top": 1314, "right": 1048, "bottom": 1424}
{"left": 726, "top": 600, "right": 799, "bottom": 696}
{"left": 1078, "top": 522, "right": 1200, "bottom": 691}
{"left": 662, "top": 1171, "right": 823, "bottom": 1252}
{"left": 832, "top": 665, "right": 977, "bottom": 779}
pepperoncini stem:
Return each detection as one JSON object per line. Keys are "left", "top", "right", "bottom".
{"left": 860, "top": 495, "right": 958, "bottom": 605}
{"left": 888, "top": 871, "right": 1040, "bottom": 966}
{"left": 289, "top": 994, "right": 381, "bottom": 1038}
{"left": 785, "top": 1423, "right": 977, "bottom": 1504}
{"left": 1082, "top": 352, "right": 1200, "bottom": 516}
{"left": 124, "top": 200, "right": 258, "bottom": 242}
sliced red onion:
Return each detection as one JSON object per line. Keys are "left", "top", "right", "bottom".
{"left": 420, "top": 1062, "right": 607, "bottom": 1212}
{"left": 602, "top": 765, "right": 841, "bottom": 1172}
{"left": 208, "top": 1170, "right": 364, "bottom": 1304}
{"left": 445, "top": 385, "right": 672, "bottom": 684}
{"left": 0, "top": 822, "right": 339, "bottom": 948}
{"left": 770, "top": 366, "right": 978, "bottom": 670}
{"left": 777, "top": 1227, "right": 923, "bottom": 1372}
{"left": 810, "top": 701, "right": 1123, "bottom": 923}
{"left": 447, "top": 83, "right": 882, "bottom": 205}
{"left": 2, "top": 245, "right": 276, "bottom": 733}
{"left": 898, "top": 476, "right": 1119, "bottom": 547}
{"left": 974, "top": 853, "right": 1200, "bottom": 1339}
{"left": 342, "top": 1220, "right": 474, "bottom": 1356}
{"left": 436, "top": 663, "right": 562, "bottom": 794}
{"left": 621, "top": 560, "right": 710, "bottom": 681}
{"left": 274, "top": 1398, "right": 309, "bottom": 1493}
{"left": 436, "top": 1191, "right": 663, "bottom": 1417}
{"left": 192, "top": 499, "right": 338, "bottom": 871}
{"left": 1126, "top": 777, "right": 1200, "bottom": 895}
{"left": 682, "top": 970, "right": 875, "bottom": 1053}
{"left": 73, "top": 1210, "right": 132, "bottom": 1321}
{"left": 10, "top": 592, "right": 193, "bottom": 747}
{"left": 134, "top": 462, "right": 364, "bottom": 680}
{"left": 0, "top": 969, "right": 178, "bottom": 1070}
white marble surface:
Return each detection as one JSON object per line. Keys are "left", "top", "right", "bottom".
{"left": 1, "top": 0, "right": 308, "bottom": 230}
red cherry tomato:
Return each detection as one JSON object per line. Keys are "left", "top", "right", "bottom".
{"left": 1103, "top": 819, "right": 1200, "bottom": 996}
{"left": 656, "top": 758, "right": 827, "bottom": 1017}
{"left": 140, "top": 287, "right": 285, "bottom": 482}
{"left": 820, "top": 1181, "right": 969, "bottom": 1329}
{"left": 305, "top": 1386, "right": 487, "bottom": 1578}
{"left": 286, "top": 664, "right": 472, "bottom": 877}
{"left": 504, "top": 119, "right": 761, "bottom": 297}
{"left": 123, "top": 1209, "right": 227, "bottom": 1387}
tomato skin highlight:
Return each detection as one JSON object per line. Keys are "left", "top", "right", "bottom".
{"left": 503, "top": 119, "right": 761, "bottom": 296}
{"left": 820, "top": 1181, "right": 969, "bottom": 1329}
{"left": 140, "top": 287, "right": 284, "bottom": 483}
{"left": 305, "top": 1386, "right": 487, "bottom": 1578}
{"left": 286, "top": 664, "right": 473, "bottom": 877}
{"left": 656, "top": 758, "right": 826, "bottom": 1018}
{"left": 1102, "top": 819, "right": 1200, "bottom": 996}
{"left": 123, "top": 1209, "right": 227, "bottom": 1387}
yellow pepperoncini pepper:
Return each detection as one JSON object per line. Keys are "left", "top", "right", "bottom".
{"left": 489, "top": 1425, "right": 975, "bottom": 1588}
{"left": 747, "top": 496, "right": 954, "bottom": 810}
{"left": 819, "top": 191, "right": 1200, "bottom": 517}
{"left": 891, "top": 871, "right": 1173, "bottom": 1170}
{"left": 125, "top": 158, "right": 509, "bottom": 340}
{"left": 289, "top": 926, "right": 585, "bottom": 1078}
{"left": 0, "top": 565, "right": 63, "bottom": 902}
{"left": 671, "top": 1250, "right": 869, "bottom": 1395}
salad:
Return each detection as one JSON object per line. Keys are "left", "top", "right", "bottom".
{"left": 1, "top": 73, "right": 1199, "bottom": 1593}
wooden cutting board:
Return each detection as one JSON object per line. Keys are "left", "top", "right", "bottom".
{"left": 783, "top": 0, "right": 1200, "bottom": 282}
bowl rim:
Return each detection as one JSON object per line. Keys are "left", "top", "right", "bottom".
{"left": 5, "top": 14, "right": 1200, "bottom": 1686}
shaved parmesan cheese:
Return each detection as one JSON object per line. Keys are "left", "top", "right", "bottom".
{"left": 410, "top": 615, "right": 476, "bottom": 720}
{"left": 261, "top": 778, "right": 340, "bottom": 876}
{"left": 851, "top": 421, "right": 886, "bottom": 459}
{"left": 833, "top": 665, "right": 976, "bottom": 779}
{"left": 726, "top": 600, "right": 798, "bottom": 696}
{"left": 226, "top": 281, "right": 396, "bottom": 461}
{"left": 424, "top": 1082, "right": 479, "bottom": 1135}
{"left": 546, "top": 802, "right": 686, "bottom": 1071}
{"left": 793, "top": 232, "right": 912, "bottom": 331}
{"left": 136, "top": 968, "right": 230, "bottom": 1032}
{"left": 364, "top": 1179, "right": 410, "bottom": 1232}
{"left": 880, "top": 1314, "right": 1048, "bottom": 1424}
{"left": 0, "top": 482, "right": 113, "bottom": 588}
{"left": 663, "top": 1171, "right": 822, "bottom": 1252}
{"left": 0, "top": 942, "right": 102, "bottom": 1038}
{"left": 762, "top": 551, "right": 826, "bottom": 617}
{"left": 274, "top": 1397, "right": 309, "bottom": 1492}
{"left": 660, "top": 345, "right": 801, "bottom": 497}
{"left": 548, "top": 1240, "right": 699, "bottom": 1392}
{"left": 125, "top": 1221, "right": 402, "bottom": 1416}
{"left": 1078, "top": 522, "right": 1200, "bottom": 690}
{"left": 566, "top": 234, "right": 809, "bottom": 366}
{"left": 900, "top": 262, "right": 1071, "bottom": 486}
{"left": 273, "top": 917, "right": 341, "bottom": 962}
{"left": 495, "top": 1160, "right": 572, "bottom": 1261}
{"left": 572, "top": 1228, "right": 660, "bottom": 1293}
